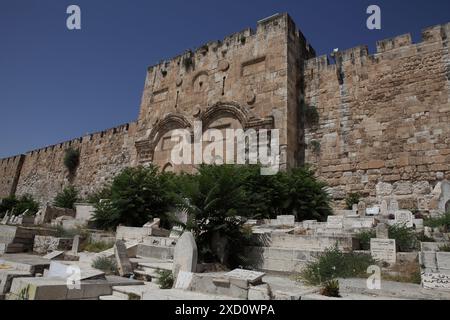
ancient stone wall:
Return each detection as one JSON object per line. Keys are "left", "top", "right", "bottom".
{"left": 0, "top": 155, "right": 24, "bottom": 199}
{"left": 13, "top": 122, "right": 137, "bottom": 205}
{"left": 134, "top": 13, "right": 314, "bottom": 171}
{"left": 304, "top": 23, "right": 450, "bottom": 210}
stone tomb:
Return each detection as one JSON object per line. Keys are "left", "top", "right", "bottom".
{"left": 326, "top": 216, "right": 344, "bottom": 229}
{"left": 173, "top": 232, "right": 197, "bottom": 279}
{"left": 376, "top": 223, "right": 389, "bottom": 239}
{"left": 370, "top": 239, "right": 396, "bottom": 264}
{"left": 114, "top": 240, "right": 133, "bottom": 277}
{"left": 224, "top": 269, "right": 265, "bottom": 285}
{"left": 395, "top": 210, "right": 414, "bottom": 228}
{"left": 422, "top": 273, "right": 450, "bottom": 291}
{"left": 174, "top": 271, "right": 194, "bottom": 290}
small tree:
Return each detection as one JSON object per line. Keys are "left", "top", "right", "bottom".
{"left": 53, "top": 186, "right": 79, "bottom": 209}
{"left": 91, "top": 165, "right": 173, "bottom": 230}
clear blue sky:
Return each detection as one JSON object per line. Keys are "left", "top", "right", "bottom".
{"left": 1, "top": 0, "right": 449, "bottom": 158}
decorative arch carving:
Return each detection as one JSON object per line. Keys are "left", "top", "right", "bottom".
{"left": 135, "top": 113, "right": 192, "bottom": 163}
{"left": 199, "top": 101, "right": 274, "bottom": 130}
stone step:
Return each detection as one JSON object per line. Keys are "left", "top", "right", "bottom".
{"left": 6, "top": 243, "right": 26, "bottom": 254}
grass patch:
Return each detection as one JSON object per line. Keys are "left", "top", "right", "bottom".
{"left": 91, "top": 256, "right": 118, "bottom": 275}
{"left": 81, "top": 240, "right": 114, "bottom": 253}
{"left": 298, "top": 246, "right": 377, "bottom": 285}
{"left": 382, "top": 261, "right": 422, "bottom": 285}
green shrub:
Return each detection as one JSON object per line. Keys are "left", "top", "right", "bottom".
{"left": 0, "top": 194, "right": 39, "bottom": 216}
{"left": 416, "top": 232, "right": 435, "bottom": 243}
{"left": 64, "top": 148, "right": 80, "bottom": 174}
{"left": 53, "top": 186, "right": 79, "bottom": 209}
{"left": 388, "top": 224, "right": 418, "bottom": 252}
{"left": 345, "top": 193, "right": 361, "bottom": 210}
{"left": 439, "top": 244, "right": 450, "bottom": 252}
{"left": 0, "top": 196, "right": 18, "bottom": 215}
{"left": 424, "top": 213, "right": 450, "bottom": 232}
{"left": 355, "top": 230, "right": 376, "bottom": 251}
{"left": 91, "top": 256, "right": 118, "bottom": 275}
{"left": 91, "top": 165, "right": 174, "bottom": 230}
{"left": 14, "top": 194, "right": 39, "bottom": 215}
{"left": 89, "top": 164, "right": 332, "bottom": 268}
{"left": 156, "top": 269, "right": 174, "bottom": 289}
{"left": 320, "top": 279, "right": 341, "bottom": 298}
{"left": 299, "top": 246, "right": 376, "bottom": 285}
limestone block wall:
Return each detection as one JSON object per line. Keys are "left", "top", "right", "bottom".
{"left": 13, "top": 122, "right": 137, "bottom": 205}
{"left": 135, "top": 13, "right": 315, "bottom": 171}
{"left": 0, "top": 155, "right": 24, "bottom": 198}
{"left": 304, "top": 22, "right": 450, "bottom": 210}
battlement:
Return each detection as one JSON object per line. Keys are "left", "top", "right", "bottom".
{"left": 305, "top": 21, "right": 450, "bottom": 73}
{"left": 146, "top": 13, "right": 314, "bottom": 76}
{"left": 0, "top": 122, "right": 136, "bottom": 162}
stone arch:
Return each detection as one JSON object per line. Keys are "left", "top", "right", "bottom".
{"left": 199, "top": 101, "right": 251, "bottom": 130}
{"left": 135, "top": 114, "right": 192, "bottom": 164}
{"left": 148, "top": 114, "right": 192, "bottom": 150}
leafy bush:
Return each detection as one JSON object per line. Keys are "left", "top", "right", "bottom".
{"left": 53, "top": 186, "right": 79, "bottom": 209}
{"left": 89, "top": 164, "right": 332, "bottom": 268}
{"left": 64, "top": 148, "right": 80, "bottom": 174}
{"left": 439, "top": 244, "right": 450, "bottom": 252}
{"left": 0, "top": 196, "right": 18, "bottom": 215}
{"left": 424, "top": 212, "right": 450, "bottom": 232}
{"left": 91, "top": 256, "right": 118, "bottom": 275}
{"left": 156, "top": 269, "right": 174, "bottom": 289}
{"left": 356, "top": 230, "right": 376, "bottom": 251}
{"left": 91, "top": 166, "right": 174, "bottom": 230}
{"left": 320, "top": 279, "right": 341, "bottom": 298}
{"left": 0, "top": 194, "right": 39, "bottom": 216}
{"left": 14, "top": 194, "right": 39, "bottom": 215}
{"left": 388, "top": 224, "right": 419, "bottom": 252}
{"left": 416, "top": 232, "right": 435, "bottom": 243}
{"left": 299, "top": 246, "right": 376, "bottom": 285}
{"left": 345, "top": 193, "right": 361, "bottom": 210}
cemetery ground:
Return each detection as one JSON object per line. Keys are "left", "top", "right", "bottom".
{"left": 1, "top": 165, "right": 450, "bottom": 300}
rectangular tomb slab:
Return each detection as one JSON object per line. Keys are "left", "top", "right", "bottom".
{"left": 0, "top": 270, "right": 32, "bottom": 294}
{"left": 370, "top": 239, "right": 396, "bottom": 264}
{"left": 422, "top": 272, "right": 450, "bottom": 291}
{"left": 224, "top": 269, "right": 265, "bottom": 285}
{"left": 7, "top": 277, "right": 124, "bottom": 300}
{"left": 0, "top": 254, "right": 51, "bottom": 275}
